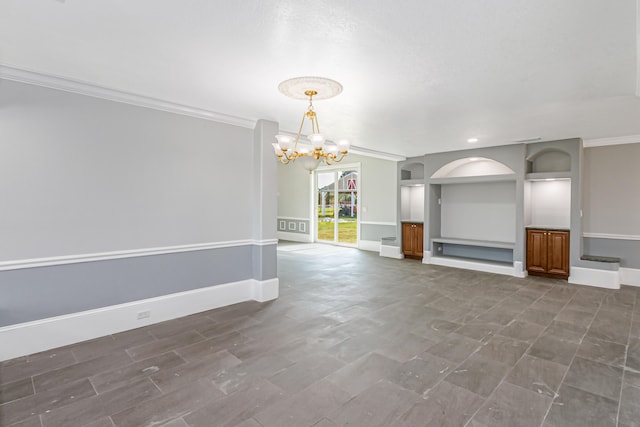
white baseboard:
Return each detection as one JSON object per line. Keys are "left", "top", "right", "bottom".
{"left": 0, "top": 278, "right": 279, "bottom": 362}
{"left": 569, "top": 267, "right": 620, "bottom": 290}
{"left": 620, "top": 268, "right": 640, "bottom": 287}
{"left": 277, "top": 231, "right": 312, "bottom": 243}
{"left": 251, "top": 278, "right": 280, "bottom": 301}
{"left": 513, "top": 261, "right": 527, "bottom": 278}
{"left": 380, "top": 245, "right": 404, "bottom": 259}
{"left": 426, "top": 256, "right": 517, "bottom": 277}
{"left": 359, "top": 240, "right": 381, "bottom": 252}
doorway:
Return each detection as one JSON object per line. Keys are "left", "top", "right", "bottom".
{"left": 316, "top": 168, "right": 359, "bottom": 246}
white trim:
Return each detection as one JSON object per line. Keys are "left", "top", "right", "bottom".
{"left": 0, "top": 64, "right": 255, "bottom": 129}
{"left": 316, "top": 162, "right": 362, "bottom": 171}
{"left": 583, "top": 135, "right": 640, "bottom": 148}
{"left": 620, "top": 268, "right": 640, "bottom": 287}
{"left": 582, "top": 233, "right": 640, "bottom": 241}
{"left": 358, "top": 240, "right": 381, "bottom": 252}
{"left": 0, "top": 239, "right": 277, "bottom": 271}
{"left": 348, "top": 146, "right": 406, "bottom": 161}
{"left": 569, "top": 267, "right": 621, "bottom": 289}
{"left": 277, "top": 231, "right": 313, "bottom": 243}
{"left": 380, "top": 245, "right": 404, "bottom": 259}
{"left": 277, "top": 216, "right": 311, "bottom": 221}
{"left": 0, "top": 278, "right": 279, "bottom": 362}
{"left": 252, "top": 278, "right": 280, "bottom": 302}
{"left": 513, "top": 261, "right": 526, "bottom": 278}
{"left": 360, "top": 221, "right": 397, "bottom": 226}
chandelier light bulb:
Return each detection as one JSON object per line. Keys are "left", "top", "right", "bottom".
{"left": 275, "top": 134, "right": 293, "bottom": 151}
{"left": 325, "top": 143, "right": 339, "bottom": 155}
{"left": 308, "top": 133, "right": 325, "bottom": 149}
{"left": 271, "top": 143, "right": 283, "bottom": 156}
{"left": 337, "top": 139, "right": 351, "bottom": 152}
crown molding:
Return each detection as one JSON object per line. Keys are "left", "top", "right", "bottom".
{"left": 583, "top": 135, "right": 640, "bottom": 147}
{"left": 0, "top": 64, "right": 256, "bottom": 129}
{"left": 348, "top": 145, "right": 406, "bottom": 161}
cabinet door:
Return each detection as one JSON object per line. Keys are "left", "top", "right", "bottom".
{"left": 402, "top": 223, "right": 423, "bottom": 258}
{"left": 415, "top": 223, "right": 424, "bottom": 256}
{"left": 402, "top": 223, "right": 414, "bottom": 255}
{"left": 547, "top": 231, "right": 569, "bottom": 277}
{"left": 526, "top": 229, "right": 548, "bottom": 274}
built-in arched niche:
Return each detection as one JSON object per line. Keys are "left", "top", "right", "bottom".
{"left": 526, "top": 149, "right": 571, "bottom": 174}
{"left": 401, "top": 162, "right": 425, "bottom": 181}
{"left": 431, "top": 157, "right": 515, "bottom": 179}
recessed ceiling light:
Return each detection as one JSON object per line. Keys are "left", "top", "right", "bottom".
{"left": 467, "top": 138, "right": 478, "bottom": 143}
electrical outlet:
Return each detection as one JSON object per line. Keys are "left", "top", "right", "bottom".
{"left": 137, "top": 310, "right": 151, "bottom": 320}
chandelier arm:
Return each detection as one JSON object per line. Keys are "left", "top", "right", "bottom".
{"left": 293, "top": 112, "right": 307, "bottom": 153}
{"left": 313, "top": 113, "right": 321, "bottom": 135}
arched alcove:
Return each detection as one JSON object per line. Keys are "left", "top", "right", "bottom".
{"left": 431, "top": 157, "right": 515, "bottom": 179}
{"left": 401, "top": 162, "right": 424, "bottom": 180}
{"left": 526, "top": 149, "right": 571, "bottom": 173}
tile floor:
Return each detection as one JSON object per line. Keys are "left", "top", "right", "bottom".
{"left": 1, "top": 242, "right": 640, "bottom": 427}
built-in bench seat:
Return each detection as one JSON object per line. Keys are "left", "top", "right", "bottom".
{"left": 581, "top": 255, "right": 621, "bottom": 263}
{"left": 427, "top": 237, "right": 518, "bottom": 276}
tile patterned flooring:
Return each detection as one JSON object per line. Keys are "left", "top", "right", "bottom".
{"left": 1, "top": 242, "right": 640, "bottom": 426}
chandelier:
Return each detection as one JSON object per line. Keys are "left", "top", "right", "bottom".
{"left": 272, "top": 77, "right": 350, "bottom": 172}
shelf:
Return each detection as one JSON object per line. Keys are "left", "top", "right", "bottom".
{"left": 431, "top": 237, "right": 514, "bottom": 249}
{"left": 400, "top": 179, "right": 425, "bottom": 186}
{"left": 430, "top": 173, "right": 516, "bottom": 185}
{"left": 526, "top": 225, "right": 569, "bottom": 231}
{"left": 525, "top": 172, "right": 571, "bottom": 181}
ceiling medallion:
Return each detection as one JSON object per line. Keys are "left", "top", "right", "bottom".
{"left": 272, "top": 77, "right": 350, "bottom": 172}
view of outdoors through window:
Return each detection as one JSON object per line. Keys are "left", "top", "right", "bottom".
{"left": 317, "top": 170, "right": 358, "bottom": 245}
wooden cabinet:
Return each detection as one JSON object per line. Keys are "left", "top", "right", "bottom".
{"left": 526, "top": 229, "right": 569, "bottom": 279}
{"left": 402, "top": 222, "right": 424, "bottom": 259}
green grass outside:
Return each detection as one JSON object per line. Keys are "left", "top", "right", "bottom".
{"left": 317, "top": 207, "right": 335, "bottom": 218}
{"left": 317, "top": 221, "right": 357, "bottom": 244}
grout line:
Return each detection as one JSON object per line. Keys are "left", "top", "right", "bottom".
{"left": 463, "top": 279, "right": 566, "bottom": 427}
{"left": 539, "top": 288, "right": 606, "bottom": 426}
{"left": 617, "top": 292, "right": 638, "bottom": 425}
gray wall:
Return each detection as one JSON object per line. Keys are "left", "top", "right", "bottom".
{"left": 440, "top": 182, "right": 516, "bottom": 243}
{"left": 582, "top": 142, "right": 640, "bottom": 268}
{"left": 583, "top": 143, "right": 640, "bottom": 236}
{"left": 0, "top": 79, "right": 255, "bottom": 260}
{"left": 0, "top": 79, "right": 277, "bottom": 326}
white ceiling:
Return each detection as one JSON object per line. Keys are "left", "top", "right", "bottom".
{"left": 1, "top": 0, "right": 639, "bottom": 157}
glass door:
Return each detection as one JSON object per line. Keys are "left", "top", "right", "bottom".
{"left": 316, "top": 171, "right": 336, "bottom": 242}
{"left": 316, "top": 169, "right": 358, "bottom": 246}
